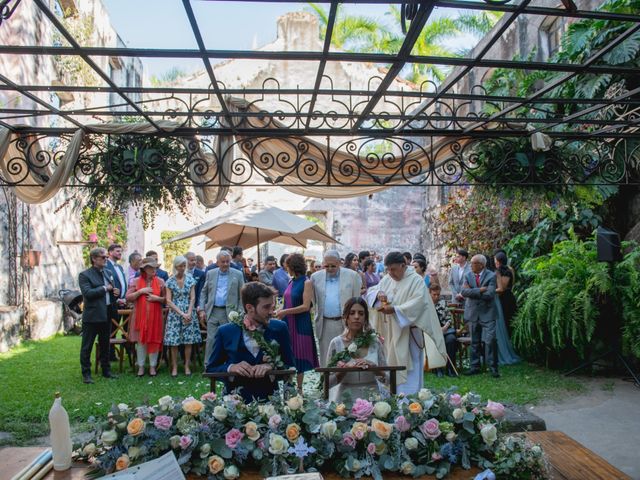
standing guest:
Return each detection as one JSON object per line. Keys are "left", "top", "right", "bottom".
{"left": 199, "top": 250, "right": 245, "bottom": 362}
{"left": 105, "top": 244, "right": 128, "bottom": 361}
{"left": 272, "top": 253, "right": 290, "bottom": 298}
{"left": 165, "top": 256, "right": 202, "bottom": 377}
{"left": 205, "top": 246, "right": 233, "bottom": 273}
{"left": 127, "top": 252, "right": 142, "bottom": 285}
{"left": 249, "top": 271, "right": 259, "bottom": 282}
{"left": 429, "top": 284, "right": 457, "bottom": 377}
{"left": 247, "top": 257, "right": 255, "bottom": 272}
{"left": 311, "top": 250, "right": 362, "bottom": 366}
{"left": 344, "top": 252, "right": 366, "bottom": 293}
{"left": 363, "top": 258, "right": 380, "bottom": 289}
{"left": 275, "top": 253, "right": 318, "bottom": 394}
{"left": 365, "top": 252, "right": 447, "bottom": 395}
{"left": 143, "top": 250, "right": 169, "bottom": 281}
{"left": 230, "top": 246, "right": 244, "bottom": 272}
{"left": 126, "top": 257, "right": 166, "bottom": 377}
{"left": 461, "top": 254, "right": 499, "bottom": 378}
{"left": 185, "top": 251, "right": 205, "bottom": 306}
{"left": 258, "top": 255, "right": 277, "bottom": 286}
{"left": 411, "top": 258, "right": 430, "bottom": 287}
{"left": 449, "top": 248, "right": 471, "bottom": 305}
{"left": 374, "top": 254, "right": 385, "bottom": 275}
{"left": 195, "top": 255, "right": 206, "bottom": 271}
{"left": 495, "top": 252, "right": 517, "bottom": 334}
{"left": 358, "top": 250, "right": 371, "bottom": 271}
{"left": 78, "top": 247, "right": 119, "bottom": 383}
{"left": 206, "top": 282, "right": 295, "bottom": 402}
{"left": 325, "top": 297, "right": 388, "bottom": 402}
{"left": 314, "top": 263, "right": 323, "bottom": 272}
{"left": 207, "top": 259, "right": 214, "bottom": 267}
{"left": 427, "top": 265, "right": 440, "bottom": 287}
{"left": 402, "top": 252, "right": 413, "bottom": 265}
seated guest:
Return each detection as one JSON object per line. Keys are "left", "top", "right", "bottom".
{"left": 429, "top": 284, "right": 457, "bottom": 377}
{"left": 126, "top": 257, "right": 166, "bottom": 377}
{"left": 363, "top": 258, "right": 380, "bottom": 289}
{"left": 325, "top": 297, "right": 388, "bottom": 402}
{"left": 258, "top": 255, "right": 277, "bottom": 286}
{"left": 206, "top": 282, "right": 295, "bottom": 402}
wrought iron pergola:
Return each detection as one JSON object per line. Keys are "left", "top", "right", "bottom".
{"left": 1, "top": 0, "right": 639, "bottom": 190}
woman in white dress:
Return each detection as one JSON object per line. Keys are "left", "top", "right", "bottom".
{"left": 325, "top": 297, "right": 388, "bottom": 402}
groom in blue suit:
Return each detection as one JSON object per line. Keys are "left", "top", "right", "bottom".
{"left": 206, "top": 282, "right": 295, "bottom": 401}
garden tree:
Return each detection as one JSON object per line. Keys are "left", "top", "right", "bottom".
{"left": 160, "top": 231, "right": 191, "bottom": 271}
{"left": 80, "top": 206, "right": 127, "bottom": 266}
{"left": 306, "top": 3, "right": 384, "bottom": 51}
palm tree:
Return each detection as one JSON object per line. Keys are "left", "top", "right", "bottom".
{"left": 306, "top": 3, "right": 384, "bottom": 51}
{"left": 455, "top": 11, "right": 504, "bottom": 37}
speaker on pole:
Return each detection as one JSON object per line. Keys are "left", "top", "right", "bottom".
{"left": 596, "top": 226, "right": 622, "bottom": 262}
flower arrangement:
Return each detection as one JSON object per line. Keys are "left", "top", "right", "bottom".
{"left": 327, "top": 330, "right": 381, "bottom": 368}
{"left": 76, "top": 389, "right": 548, "bottom": 479}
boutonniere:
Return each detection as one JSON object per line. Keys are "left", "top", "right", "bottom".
{"left": 229, "top": 310, "right": 284, "bottom": 369}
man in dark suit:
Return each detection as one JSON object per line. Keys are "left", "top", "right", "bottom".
{"left": 185, "top": 251, "right": 205, "bottom": 306}
{"left": 206, "top": 282, "right": 295, "bottom": 402}
{"left": 78, "top": 247, "right": 119, "bottom": 383}
{"left": 105, "top": 244, "right": 127, "bottom": 360}
{"left": 461, "top": 254, "right": 499, "bottom": 378}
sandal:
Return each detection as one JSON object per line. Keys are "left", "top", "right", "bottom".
{"left": 137, "top": 368, "right": 145, "bottom": 377}
{"left": 149, "top": 367, "right": 157, "bottom": 377}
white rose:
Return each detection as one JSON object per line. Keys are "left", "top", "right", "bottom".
{"left": 101, "top": 430, "right": 118, "bottom": 445}
{"left": 404, "top": 437, "right": 419, "bottom": 451}
{"left": 228, "top": 311, "right": 239, "bottom": 322}
{"left": 200, "top": 443, "right": 211, "bottom": 458}
{"left": 532, "top": 445, "right": 542, "bottom": 455}
{"left": 350, "top": 459, "right": 362, "bottom": 472}
{"left": 373, "top": 401, "right": 392, "bottom": 419}
{"left": 452, "top": 408, "right": 465, "bottom": 421}
{"left": 268, "top": 434, "right": 289, "bottom": 455}
{"left": 418, "top": 388, "right": 433, "bottom": 401}
{"left": 446, "top": 432, "right": 457, "bottom": 442}
{"left": 259, "top": 404, "right": 277, "bottom": 418}
{"left": 127, "top": 446, "right": 141, "bottom": 460}
{"left": 223, "top": 465, "right": 240, "bottom": 480}
{"left": 320, "top": 421, "right": 337, "bottom": 439}
{"left": 401, "top": 461, "right": 415, "bottom": 475}
{"left": 158, "top": 395, "right": 174, "bottom": 411}
{"left": 82, "top": 443, "right": 96, "bottom": 456}
{"left": 170, "top": 435, "right": 181, "bottom": 449}
{"left": 348, "top": 342, "right": 358, "bottom": 353}
{"left": 213, "top": 406, "right": 228, "bottom": 421}
{"left": 480, "top": 424, "right": 497, "bottom": 446}
{"left": 286, "top": 395, "right": 304, "bottom": 411}
{"left": 117, "top": 403, "right": 129, "bottom": 413}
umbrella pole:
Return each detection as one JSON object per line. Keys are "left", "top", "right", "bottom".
{"left": 257, "top": 229, "right": 261, "bottom": 273}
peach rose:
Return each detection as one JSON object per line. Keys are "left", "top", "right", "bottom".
{"left": 208, "top": 455, "right": 225, "bottom": 474}
{"left": 350, "top": 422, "right": 368, "bottom": 440}
{"left": 182, "top": 399, "right": 205, "bottom": 416}
{"left": 285, "top": 423, "right": 301, "bottom": 442}
{"left": 335, "top": 403, "right": 347, "bottom": 416}
{"left": 115, "top": 454, "right": 130, "bottom": 471}
{"left": 371, "top": 418, "right": 393, "bottom": 440}
{"left": 408, "top": 402, "right": 423, "bottom": 414}
{"left": 244, "top": 421, "right": 260, "bottom": 441}
{"left": 126, "top": 418, "right": 145, "bottom": 436}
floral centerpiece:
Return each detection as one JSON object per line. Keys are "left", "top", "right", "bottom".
{"left": 76, "top": 389, "right": 548, "bottom": 479}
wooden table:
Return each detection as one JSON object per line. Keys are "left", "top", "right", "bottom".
{"left": 1, "top": 432, "right": 631, "bottom": 479}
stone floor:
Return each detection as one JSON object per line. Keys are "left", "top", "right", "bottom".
{"left": 531, "top": 376, "right": 640, "bottom": 479}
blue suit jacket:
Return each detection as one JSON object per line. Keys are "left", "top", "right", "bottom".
{"left": 105, "top": 260, "right": 127, "bottom": 302}
{"left": 206, "top": 320, "right": 295, "bottom": 402}
{"left": 190, "top": 268, "right": 205, "bottom": 306}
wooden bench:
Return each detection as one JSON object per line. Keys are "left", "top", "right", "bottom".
{"left": 202, "top": 369, "right": 296, "bottom": 393}
{"left": 315, "top": 366, "right": 407, "bottom": 400}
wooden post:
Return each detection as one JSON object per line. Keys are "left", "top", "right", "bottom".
{"left": 323, "top": 372, "right": 330, "bottom": 400}
{"left": 390, "top": 371, "right": 397, "bottom": 395}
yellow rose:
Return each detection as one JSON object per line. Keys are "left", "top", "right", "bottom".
{"left": 375, "top": 442, "right": 387, "bottom": 455}
{"left": 408, "top": 402, "right": 423, "bottom": 414}
{"left": 285, "top": 423, "right": 301, "bottom": 442}
{"left": 350, "top": 422, "right": 368, "bottom": 440}
{"left": 208, "top": 455, "right": 225, "bottom": 474}
{"left": 115, "top": 454, "right": 130, "bottom": 471}
{"left": 371, "top": 418, "right": 393, "bottom": 440}
{"left": 126, "top": 418, "right": 145, "bottom": 436}
{"left": 244, "top": 421, "right": 260, "bottom": 441}
{"left": 335, "top": 403, "right": 347, "bottom": 416}
{"left": 182, "top": 399, "right": 205, "bottom": 416}
{"left": 286, "top": 395, "right": 304, "bottom": 411}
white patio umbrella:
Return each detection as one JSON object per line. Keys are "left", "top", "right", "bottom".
{"left": 164, "top": 202, "right": 338, "bottom": 268}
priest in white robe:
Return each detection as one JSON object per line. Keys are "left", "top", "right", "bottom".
{"left": 365, "top": 251, "right": 447, "bottom": 395}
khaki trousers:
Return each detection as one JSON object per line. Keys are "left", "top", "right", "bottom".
{"left": 319, "top": 317, "right": 345, "bottom": 367}
{"left": 205, "top": 307, "right": 229, "bottom": 367}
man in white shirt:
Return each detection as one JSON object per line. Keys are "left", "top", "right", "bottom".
{"left": 449, "top": 248, "right": 471, "bottom": 305}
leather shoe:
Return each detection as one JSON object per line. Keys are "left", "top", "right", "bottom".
{"left": 463, "top": 369, "right": 481, "bottom": 376}
{"left": 103, "top": 372, "right": 118, "bottom": 379}
{"left": 82, "top": 375, "right": 94, "bottom": 384}
{"left": 491, "top": 371, "right": 501, "bottom": 378}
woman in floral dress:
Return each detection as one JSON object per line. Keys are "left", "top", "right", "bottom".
{"left": 165, "top": 255, "right": 202, "bottom": 377}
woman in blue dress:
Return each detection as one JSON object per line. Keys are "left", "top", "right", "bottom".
{"left": 275, "top": 253, "right": 318, "bottom": 394}
{"left": 165, "top": 255, "right": 202, "bottom": 377}
{"left": 494, "top": 252, "right": 520, "bottom": 366}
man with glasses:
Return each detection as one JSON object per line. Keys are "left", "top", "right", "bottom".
{"left": 78, "top": 247, "right": 119, "bottom": 384}
{"left": 311, "top": 250, "right": 361, "bottom": 366}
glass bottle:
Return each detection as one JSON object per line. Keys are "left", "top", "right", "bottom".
{"left": 49, "top": 392, "right": 72, "bottom": 471}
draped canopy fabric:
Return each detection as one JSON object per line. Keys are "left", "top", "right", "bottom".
{"left": 0, "top": 97, "right": 479, "bottom": 206}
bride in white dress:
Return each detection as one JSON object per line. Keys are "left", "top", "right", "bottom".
{"left": 325, "top": 297, "right": 388, "bottom": 402}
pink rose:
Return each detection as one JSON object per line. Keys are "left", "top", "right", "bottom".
{"left": 472, "top": 407, "right": 480, "bottom": 415}
{"left": 485, "top": 400, "right": 505, "bottom": 420}
{"left": 200, "top": 392, "right": 217, "bottom": 402}
{"left": 154, "top": 415, "right": 173, "bottom": 430}
{"left": 367, "top": 442, "right": 376, "bottom": 455}
{"left": 179, "top": 435, "right": 192, "bottom": 449}
{"left": 432, "top": 452, "right": 443, "bottom": 461}
{"left": 351, "top": 399, "right": 375, "bottom": 421}
{"left": 257, "top": 439, "right": 265, "bottom": 450}
{"left": 394, "top": 415, "right": 411, "bottom": 433}
{"left": 268, "top": 414, "right": 282, "bottom": 429}
{"left": 342, "top": 432, "right": 356, "bottom": 448}
{"left": 225, "top": 428, "right": 244, "bottom": 449}
{"left": 420, "top": 419, "right": 441, "bottom": 440}
{"left": 449, "top": 394, "right": 462, "bottom": 407}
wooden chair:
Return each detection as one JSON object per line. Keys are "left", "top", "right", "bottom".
{"left": 95, "top": 309, "right": 134, "bottom": 374}
{"left": 448, "top": 306, "right": 470, "bottom": 371}
{"left": 202, "top": 369, "right": 296, "bottom": 393}
{"left": 315, "top": 366, "right": 407, "bottom": 400}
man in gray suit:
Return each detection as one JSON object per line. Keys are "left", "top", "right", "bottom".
{"left": 311, "top": 250, "right": 362, "bottom": 366}
{"left": 461, "top": 254, "right": 499, "bottom": 378}
{"left": 198, "top": 250, "right": 245, "bottom": 363}
{"left": 448, "top": 248, "right": 471, "bottom": 305}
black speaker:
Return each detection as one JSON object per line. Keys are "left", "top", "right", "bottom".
{"left": 596, "top": 226, "right": 622, "bottom": 262}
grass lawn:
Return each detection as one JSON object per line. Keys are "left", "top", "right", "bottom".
{"left": 0, "top": 335, "right": 585, "bottom": 445}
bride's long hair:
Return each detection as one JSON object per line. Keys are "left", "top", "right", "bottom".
{"left": 341, "top": 297, "right": 371, "bottom": 336}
